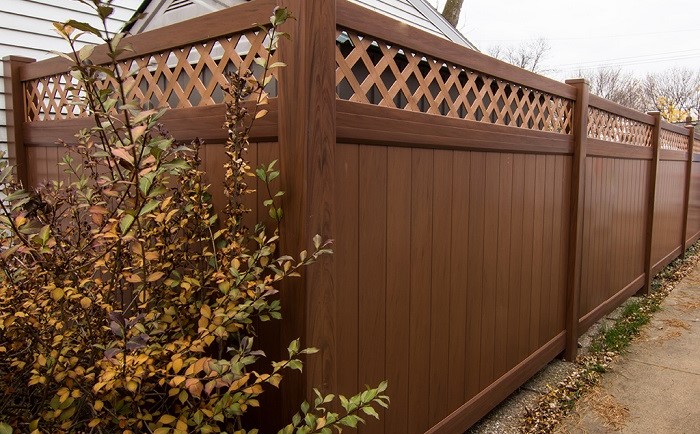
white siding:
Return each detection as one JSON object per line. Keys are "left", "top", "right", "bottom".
{"left": 350, "top": 0, "right": 444, "bottom": 38}
{"left": 131, "top": 0, "right": 475, "bottom": 48}
{"left": 0, "top": 0, "right": 140, "bottom": 163}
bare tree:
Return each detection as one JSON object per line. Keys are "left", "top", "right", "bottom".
{"left": 441, "top": 0, "right": 465, "bottom": 27}
{"left": 579, "top": 68, "right": 645, "bottom": 111}
{"left": 642, "top": 68, "right": 700, "bottom": 122}
{"left": 488, "top": 38, "right": 551, "bottom": 74}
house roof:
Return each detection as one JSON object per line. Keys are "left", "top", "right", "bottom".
{"left": 126, "top": 0, "right": 477, "bottom": 50}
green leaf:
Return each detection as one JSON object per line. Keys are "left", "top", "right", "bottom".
{"left": 139, "top": 173, "right": 154, "bottom": 196}
{"left": 78, "top": 44, "right": 94, "bottom": 62}
{"left": 287, "top": 339, "right": 300, "bottom": 356}
{"left": 65, "top": 20, "right": 102, "bottom": 37}
{"left": 97, "top": 5, "right": 114, "bottom": 20}
{"left": 288, "top": 359, "right": 303, "bottom": 372}
{"left": 362, "top": 406, "right": 380, "bottom": 419}
{"left": 163, "top": 158, "right": 190, "bottom": 172}
{"left": 0, "top": 422, "right": 13, "bottom": 434}
{"left": 120, "top": 214, "right": 134, "bottom": 235}
{"left": 139, "top": 200, "right": 160, "bottom": 216}
{"left": 38, "top": 225, "right": 51, "bottom": 244}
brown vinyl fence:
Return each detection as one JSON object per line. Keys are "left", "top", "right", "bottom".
{"left": 3, "top": 1, "right": 700, "bottom": 432}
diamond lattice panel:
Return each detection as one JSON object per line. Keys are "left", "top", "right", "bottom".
{"left": 660, "top": 128, "right": 688, "bottom": 151}
{"left": 335, "top": 29, "right": 573, "bottom": 134}
{"left": 586, "top": 107, "right": 653, "bottom": 147}
{"left": 24, "top": 30, "right": 279, "bottom": 121}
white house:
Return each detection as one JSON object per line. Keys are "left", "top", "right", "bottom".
{"left": 128, "top": 0, "right": 476, "bottom": 49}
{"left": 0, "top": 0, "right": 140, "bottom": 162}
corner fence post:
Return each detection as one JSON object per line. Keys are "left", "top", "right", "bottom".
{"left": 277, "top": 0, "right": 338, "bottom": 413}
{"left": 563, "top": 79, "right": 589, "bottom": 361}
{"left": 643, "top": 112, "right": 662, "bottom": 294}
{"left": 2, "top": 56, "right": 34, "bottom": 187}
{"left": 681, "top": 127, "right": 695, "bottom": 256}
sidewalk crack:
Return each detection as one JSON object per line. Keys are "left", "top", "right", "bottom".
{"left": 627, "top": 358, "right": 700, "bottom": 376}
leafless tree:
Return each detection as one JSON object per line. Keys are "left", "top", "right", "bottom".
{"left": 488, "top": 38, "right": 551, "bottom": 74}
{"left": 578, "top": 68, "right": 645, "bottom": 111}
{"left": 440, "top": 0, "right": 465, "bottom": 27}
{"left": 642, "top": 68, "right": 700, "bottom": 121}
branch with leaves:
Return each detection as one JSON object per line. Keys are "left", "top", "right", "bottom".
{"left": 0, "top": 3, "right": 386, "bottom": 434}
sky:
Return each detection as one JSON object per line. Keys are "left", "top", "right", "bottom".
{"left": 428, "top": 0, "right": 700, "bottom": 80}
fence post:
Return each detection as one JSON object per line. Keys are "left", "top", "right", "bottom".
{"left": 642, "top": 112, "right": 662, "bottom": 294}
{"left": 2, "top": 56, "right": 34, "bottom": 186}
{"left": 277, "top": 0, "right": 338, "bottom": 410}
{"left": 563, "top": 79, "right": 589, "bottom": 361}
{"left": 681, "top": 127, "right": 695, "bottom": 256}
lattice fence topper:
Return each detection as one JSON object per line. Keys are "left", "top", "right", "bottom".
{"left": 24, "top": 29, "right": 279, "bottom": 121}
{"left": 660, "top": 128, "right": 688, "bottom": 151}
{"left": 586, "top": 107, "right": 653, "bottom": 147}
{"left": 335, "top": 29, "right": 573, "bottom": 134}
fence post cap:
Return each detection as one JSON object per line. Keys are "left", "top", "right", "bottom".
{"left": 2, "top": 55, "right": 35, "bottom": 63}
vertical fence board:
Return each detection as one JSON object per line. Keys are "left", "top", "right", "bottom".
{"left": 480, "top": 153, "right": 499, "bottom": 388}
{"left": 539, "top": 155, "right": 554, "bottom": 347}
{"left": 466, "top": 151, "right": 485, "bottom": 399}
{"left": 408, "top": 148, "right": 433, "bottom": 433}
{"left": 519, "top": 154, "right": 536, "bottom": 361}
{"left": 334, "top": 143, "right": 359, "bottom": 399}
{"left": 447, "top": 151, "right": 470, "bottom": 411}
{"left": 385, "top": 146, "right": 412, "bottom": 431}
{"left": 429, "top": 150, "right": 453, "bottom": 424}
{"left": 507, "top": 153, "right": 525, "bottom": 368}
{"left": 358, "top": 145, "right": 387, "bottom": 434}
{"left": 495, "top": 153, "right": 512, "bottom": 379}
{"left": 530, "top": 155, "right": 545, "bottom": 352}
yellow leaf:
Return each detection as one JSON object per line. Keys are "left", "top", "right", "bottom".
{"left": 176, "top": 419, "right": 188, "bottom": 431}
{"left": 94, "top": 400, "right": 103, "bottom": 411}
{"left": 126, "top": 274, "right": 142, "bottom": 284}
{"left": 172, "top": 358, "right": 183, "bottom": 374}
{"left": 200, "top": 305, "right": 211, "bottom": 319}
{"left": 159, "top": 414, "right": 177, "bottom": 425}
{"left": 126, "top": 380, "right": 138, "bottom": 393}
{"left": 80, "top": 297, "right": 92, "bottom": 309}
{"left": 37, "top": 354, "right": 47, "bottom": 367}
{"left": 89, "top": 418, "right": 101, "bottom": 428}
{"left": 147, "top": 271, "right": 165, "bottom": 282}
{"left": 255, "top": 109, "right": 268, "bottom": 119}
{"left": 51, "top": 287, "right": 65, "bottom": 301}
{"left": 14, "top": 215, "right": 27, "bottom": 227}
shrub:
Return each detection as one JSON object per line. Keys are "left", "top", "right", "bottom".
{"left": 0, "top": 2, "right": 387, "bottom": 433}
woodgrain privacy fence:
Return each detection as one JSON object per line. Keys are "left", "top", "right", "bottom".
{"left": 3, "top": 1, "right": 699, "bottom": 432}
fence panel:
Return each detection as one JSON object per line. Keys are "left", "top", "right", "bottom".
{"left": 334, "top": 143, "right": 569, "bottom": 433}
{"left": 7, "top": 1, "right": 700, "bottom": 433}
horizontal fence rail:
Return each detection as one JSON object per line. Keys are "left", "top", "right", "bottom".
{"left": 3, "top": 0, "right": 699, "bottom": 433}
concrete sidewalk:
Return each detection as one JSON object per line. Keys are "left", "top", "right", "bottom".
{"left": 557, "top": 264, "right": 700, "bottom": 434}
